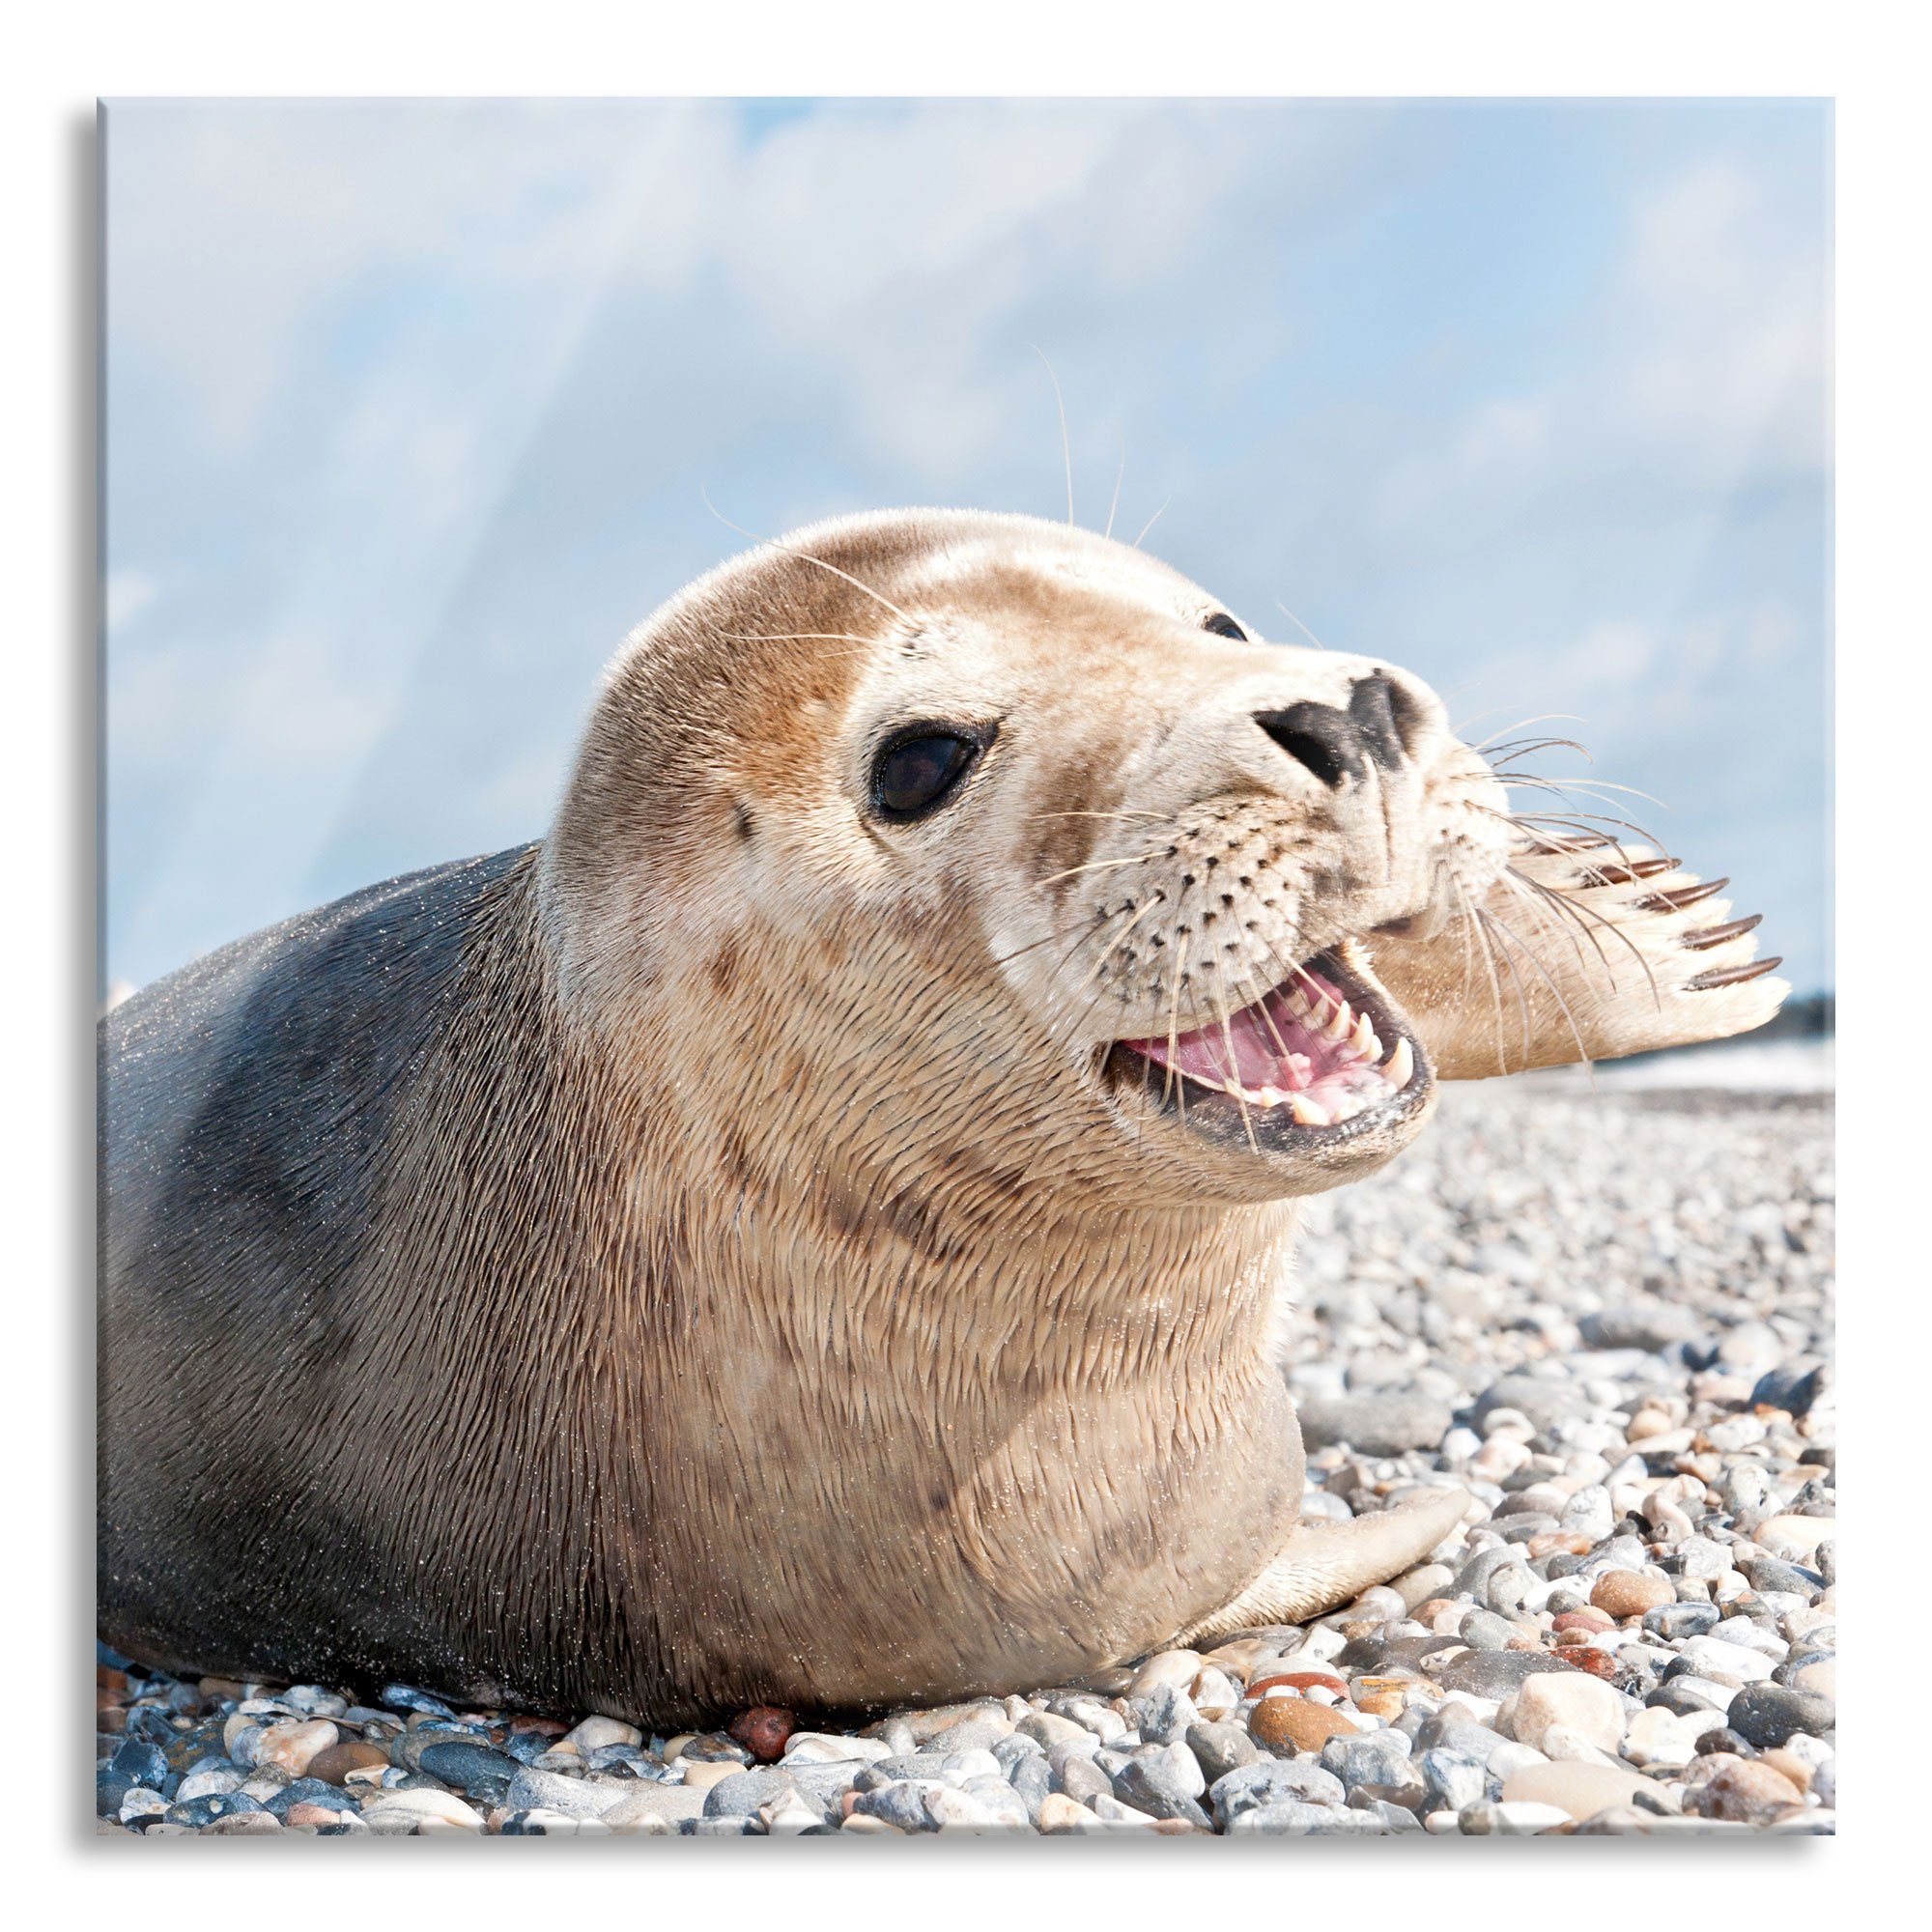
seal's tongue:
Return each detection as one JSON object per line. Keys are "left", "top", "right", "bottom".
{"left": 1125, "top": 962, "right": 1414, "bottom": 1127}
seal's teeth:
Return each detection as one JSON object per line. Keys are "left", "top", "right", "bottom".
{"left": 1287, "top": 1093, "right": 1330, "bottom": 1127}
{"left": 1322, "top": 999, "right": 1352, "bottom": 1044}
{"left": 1360, "top": 1029, "right": 1383, "bottom": 1065}
{"left": 1350, "top": 1012, "right": 1376, "bottom": 1057}
{"left": 1284, "top": 985, "right": 1312, "bottom": 1019}
{"left": 1382, "top": 1037, "right": 1414, "bottom": 1090}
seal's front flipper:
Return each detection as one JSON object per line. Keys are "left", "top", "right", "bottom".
{"left": 1367, "top": 839, "right": 1790, "bottom": 1079}
{"left": 1176, "top": 1487, "right": 1472, "bottom": 1644}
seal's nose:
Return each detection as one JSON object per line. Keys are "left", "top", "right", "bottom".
{"left": 1253, "top": 671, "right": 1423, "bottom": 790}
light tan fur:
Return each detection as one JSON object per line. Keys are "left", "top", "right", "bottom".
{"left": 99, "top": 508, "right": 1784, "bottom": 1724}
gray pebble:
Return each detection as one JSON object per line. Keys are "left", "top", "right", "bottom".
{"left": 1185, "top": 1719, "right": 1258, "bottom": 1785}
{"left": 1295, "top": 1391, "right": 1454, "bottom": 1456}
{"left": 1726, "top": 1683, "right": 1834, "bottom": 1748}
{"left": 1209, "top": 1758, "right": 1346, "bottom": 1829}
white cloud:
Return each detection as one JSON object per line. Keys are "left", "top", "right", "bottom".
{"left": 101, "top": 101, "right": 1830, "bottom": 990}
{"left": 104, "top": 568, "right": 158, "bottom": 630}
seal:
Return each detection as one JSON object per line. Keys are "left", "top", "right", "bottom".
{"left": 99, "top": 509, "right": 1786, "bottom": 1724}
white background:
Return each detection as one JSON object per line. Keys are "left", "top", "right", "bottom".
{"left": 8, "top": 0, "right": 1910, "bottom": 1906}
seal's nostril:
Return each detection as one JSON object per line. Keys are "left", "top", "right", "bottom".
{"left": 1254, "top": 675, "right": 1421, "bottom": 787}
{"left": 1253, "top": 704, "right": 1363, "bottom": 789}
{"left": 1347, "top": 673, "right": 1413, "bottom": 770}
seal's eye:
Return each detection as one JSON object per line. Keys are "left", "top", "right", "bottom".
{"left": 1202, "top": 611, "right": 1248, "bottom": 641}
{"left": 871, "top": 728, "right": 985, "bottom": 821}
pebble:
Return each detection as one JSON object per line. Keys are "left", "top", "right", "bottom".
{"left": 1726, "top": 1683, "right": 1834, "bottom": 1748}
{"left": 1686, "top": 1759, "right": 1805, "bottom": 1822}
{"left": 1431, "top": 1650, "right": 1575, "bottom": 1699}
{"left": 560, "top": 1715, "right": 640, "bottom": 1753}
{"left": 359, "top": 1788, "right": 486, "bottom": 1833}
{"left": 1209, "top": 1759, "right": 1342, "bottom": 1828}
{"left": 1590, "top": 1569, "right": 1673, "bottom": 1619}
{"left": 307, "top": 1739, "right": 387, "bottom": 1785}
{"left": 1500, "top": 1760, "right": 1658, "bottom": 1821}
{"left": 87, "top": 1080, "right": 1830, "bottom": 1836}
{"left": 1500, "top": 1671, "right": 1629, "bottom": 1754}
{"left": 1756, "top": 1515, "right": 1835, "bottom": 1560}
{"left": 1126, "top": 1650, "right": 1203, "bottom": 1697}
{"left": 502, "top": 1767, "right": 630, "bottom": 1819}
{"left": 1249, "top": 1697, "right": 1353, "bottom": 1755}
{"left": 726, "top": 1705, "right": 796, "bottom": 1762}
{"left": 1296, "top": 1391, "right": 1454, "bottom": 1456}
{"left": 1185, "top": 1720, "right": 1258, "bottom": 1784}
{"left": 1112, "top": 1744, "right": 1211, "bottom": 1828}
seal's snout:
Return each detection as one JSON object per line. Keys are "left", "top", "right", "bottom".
{"left": 1251, "top": 668, "right": 1430, "bottom": 791}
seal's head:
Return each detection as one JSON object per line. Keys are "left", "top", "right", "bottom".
{"left": 544, "top": 509, "right": 1512, "bottom": 1214}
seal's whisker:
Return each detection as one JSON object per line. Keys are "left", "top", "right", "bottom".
{"left": 1271, "top": 600, "right": 1330, "bottom": 653}
{"left": 988, "top": 920, "right": 1103, "bottom": 973}
{"left": 1239, "top": 964, "right": 1299, "bottom": 1064}
{"left": 700, "top": 490, "right": 919, "bottom": 628}
{"left": 1506, "top": 864, "right": 1662, "bottom": 1005}
{"left": 1478, "top": 734, "right": 1592, "bottom": 763}
{"left": 1481, "top": 895, "right": 1600, "bottom": 1083}
{"left": 1466, "top": 713, "right": 1587, "bottom": 753}
{"left": 1449, "top": 872, "right": 1512, "bottom": 1076}
{"left": 1030, "top": 344, "right": 1076, "bottom": 527}
{"left": 1475, "top": 906, "right": 1538, "bottom": 1065}
{"left": 1022, "top": 808, "right": 1174, "bottom": 827}
{"left": 1493, "top": 864, "right": 1594, "bottom": 977}
{"left": 1103, "top": 440, "right": 1127, "bottom": 542}
{"left": 1496, "top": 794, "right": 1668, "bottom": 846}
{"left": 1075, "top": 893, "right": 1169, "bottom": 991}
{"left": 1215, "top": 996, "right": 1263, "bottom": 1155}
{"left": 1036, "top": 848, "right": 1172, "bottom": 890}
{"left": 1164, "top": 933, "right": 1191, "bottom": 1120}
{"left": 1491, "top": 769, "right": 1668, "bottom": 810}
{"left": 1480, "top": 804, "right": 1660, "bottom": 855}
{"left": 1474, "top": 903, "right": 1575, "bottom": 1069}
{"left": 1133, "top": 497, "right": 1171, "bottom": 551}
{"left": 720, "top": 631, "right": 880, "bottom": 649}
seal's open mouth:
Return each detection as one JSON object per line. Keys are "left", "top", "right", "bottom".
{"left": 1110, "top": 947, "right": 1429, "bottom": 1144}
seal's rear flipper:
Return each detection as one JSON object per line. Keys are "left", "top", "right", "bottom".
{"left": 1367, "top": 839, "right": 1790, "bottom": 1079}
{"left": 1177, "top": 1487, "right": 1473, "bottom": 1643}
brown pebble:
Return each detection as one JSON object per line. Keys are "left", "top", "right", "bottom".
{"left": 1688, "top": 1759, "right": 1805, "bottom": 1822}
{"left": 255, "top": 1719, "right": 338, "bottom": 1776}
{"left": 1590, "top": 1569, "right": 1673, "bottom": 1618}
{"left": 97, "top": 1667, "right": 129, "bottom": 1696}
{"left": 509, "top": 1715, "right": 568, "bottom": 1738}
{"left": 1560, "top": 1647, "right": 1619, "bottom": 1680}
{"left": 1249, "top": 1697, "right": 1353, "bottom": 1755}
{"left": 1413, "top": 1598, "right": 1460, "bottom": 1624}
{"left": 727, "top": 1705, "right": 797, "bottom": 1764}
{"left": 1248, "top": 1670, "right": 1349, "bottom": 1699}
{"left": 307, "top": 1739, "right": 389, "bottom": 1786}
{"left": 1552, "top": 1608, "right": 1614, "bottom": 1634}
{"left": 284, "top": 1802, "right": 347, "bottom": 1831}
{"left": 1350, "top": 1684, "right": 1406, "bottom": 1720}
{"left": 1527, "top": 1531, "right": 1595, "bottom": 1559}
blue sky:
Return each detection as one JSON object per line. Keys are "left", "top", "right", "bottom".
{"left": 103, "top": 99, "right": 1831, "bottom": 992}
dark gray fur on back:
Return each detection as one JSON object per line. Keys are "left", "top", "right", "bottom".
{"left": 98, "top": 847, "right": 534, "bottom": 1688}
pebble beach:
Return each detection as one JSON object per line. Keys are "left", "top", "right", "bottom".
{"left": 96, "top": 1063, "right": 1834, "bottom": 1838}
